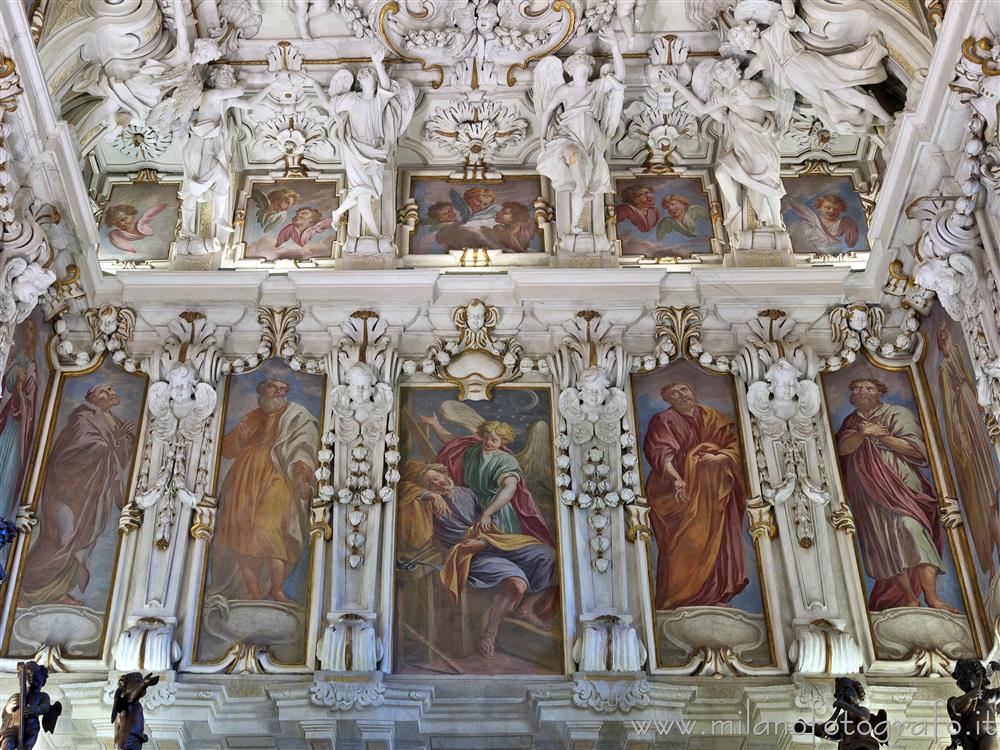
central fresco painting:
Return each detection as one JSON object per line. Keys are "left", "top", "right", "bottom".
{"left": 395, "top": 385, "right": 563, "bottom": 675}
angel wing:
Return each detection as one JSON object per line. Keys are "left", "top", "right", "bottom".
{"left": 655, "top": 216, "right": 695, "bottom": 240}
{"left": 595, "top": 389, "right": 628, "bottom": 445}
{"left": 250, "top": 188, "right": 274, "bottom": 226}
{"left": 136, "top": 203, "right": 166, "bottom": 235}
{"left": 438, "top": 399, "right": 484, "bottom": 435}
{"left": 42, "top": 701, "right": 62, "bottom": 734}
{"left": 178, "top": 382, "right": 218, "bottom": 442}
{"left": 516, "top": 420, "right": 554, "bottom": 503}
{"left": 449, "top": 188, "right": 472, "bottom": 224}
{"left": 328, "top": 68, "right": 355, "bottom": 99}
{"left": 533, "top": 56, "right": 566, "bottom": 138}
{"left": 111, "top": 688, "right": 125, "bottom": 724}
{"left": 146, "top": 382, "right": 175, "bottom": 439}
{"left": 393, "top": 79, "right": 416, "bottom": 136}
{"left": 558, "top": 388, "right": 594, "bottom": 445}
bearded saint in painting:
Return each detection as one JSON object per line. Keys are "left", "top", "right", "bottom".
{"left": 642, "top": 381, "right": 748, "bottom": 610}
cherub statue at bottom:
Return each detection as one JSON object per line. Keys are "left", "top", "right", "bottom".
{"left": 794, "top": 677, "right": 888, "bottom": 749}
{"left": 947, "top": 658, "right": 1000, "bottom": 750}
{"left": 0, "top": 661, "right": 62, "bottom": 750}
{"left": 112, "top": 673, "right": 160, "bottom": 750}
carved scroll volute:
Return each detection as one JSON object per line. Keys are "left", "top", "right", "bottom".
{"left": 316, "top": 311, "right": 400, "bottom": 674}
{"left": 114, "top": 311, "right": 226, "bottom": 672}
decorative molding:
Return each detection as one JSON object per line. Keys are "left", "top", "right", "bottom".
{"left": 424, "top": 96, "right": 528, "bottom": 179}
{"left": 311, "top": 673, "right": 386, "bottom": 710}
{"left": 570, "top": 674, "right": 650, "bottom": 714}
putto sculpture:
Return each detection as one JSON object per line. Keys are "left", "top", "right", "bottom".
{"left": 0, "top": 661, "right": 62, "bottom": 750}
{"left": 111, "top": 672, "right": 160, "bottom": 750}
{"left": 794, "top": 677, "right": 888, "bottom": 749}
{"left": 947, "top": 659, "right": 1000, "bottom": 750}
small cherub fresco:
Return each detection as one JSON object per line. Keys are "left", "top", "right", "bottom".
{"left": 97, "top": 183, "right": 178, "bottom": 263}
{"left": 240, "top": 179, "right": 340, "bottom": 262}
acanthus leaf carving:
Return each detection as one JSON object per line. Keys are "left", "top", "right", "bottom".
{"left": 425, "top": 95, "right": 528, "bottom": 179}
{"left": 570, "top": 674, "right": 650, "bottom": 714}
{"left": 311, "top": 674, "right": 386, "bottom": 710}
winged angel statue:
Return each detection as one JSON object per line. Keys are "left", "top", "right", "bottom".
{"left": 533, "top": 29, "right": 626, "bottom": 233}
{"left": 325, "top": 48, "right": 415, "bottom": 238}
{"left": 136, "top": 363, "right": 217, "bottom": 521}
{"left": 558, "top": 367, "right": 628, "bottom": 446}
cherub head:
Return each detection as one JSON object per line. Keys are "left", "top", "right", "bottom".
{"left": 208, "top": 64, "right": 237, "bottom": 90}
{"left": 622, "top": 185, "right": 655, "bottom": 210}
{"left": 477, "top": 420, "right": 516, "bottom": 453}
{"left": 579, "top": 367, "right": 611, "bottom": 410}
{"left": 661, "top": 194, "right": 691, "bottom": 219}
{"left": 292, "top": 207, "right": 323, "bottom": 229}
{"left": 475, "top": 3, "right": 500, "bottom": 37}
{"left": 429, "top": 202, "right": 458, "bottom": 224}
{"left": 496, "top": 202, "right": 531, "bottom": 227}
{"left": 166, "top": 363, "right": 197, "bottom": 405}
{"left": 834, "top": 676, "right": 864, "bottom": 706}
{"left": 564, "top": 50, "right": 595, "bottom": 85}
{"left": 726, "top": 21, "right": 759, "bottom": 54}
{"left": 710, "top": 58, "right": 741, "bottom": 93}
{"left": 268, "top": 188, "right": 300, "bottom": 212}
{"left": 764, "top": 359, "right": 800, "bottom": 407}
{"left": 20, "top": 661, "right": 49, "bottom": 692}
{"left": 465, "top": 300, "right": 487, "bottom": 332}
{"left": 952, "top": 658, "right": 991, "bottom": 692}
{"left": 813, "top": 195, "right": 848, "bottom": 221}
{"left": 464, "top": 188, "right": 496, "bottom": 214}
{"left": 346, "top": 362, "right": 379, "bottom": 405}
{"left": 105, "top": 204, "right": 139, "bottom": 232}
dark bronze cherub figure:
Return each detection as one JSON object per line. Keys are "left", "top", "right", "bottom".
{"left": 947, "top": 658, "right": 1000, "bottom": 750}
{"left": 794, "top": 677, "right": 889, "bottom": 750}
{"left": 111, "top": 672, "right": 160, "bottom": 750}
{"left": 0, "top": 661, "right": 62, "bottom": 750}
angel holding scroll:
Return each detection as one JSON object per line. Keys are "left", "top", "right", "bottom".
{"left": 325, "top": 47, "right": 415, "bottom": 238}
{"left": 533, "top": 29, "right": 626, "bottom": 234}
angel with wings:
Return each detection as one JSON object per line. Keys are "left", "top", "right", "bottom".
{"left": 325, "top": 47, "right": 415, "bottom": 238}
{"left": 728, "top": 0, "right": 891, "bottom": 137}
{"left": 655, "top": 194, "right": 711, "bottom": 241}
{"left": 331, "top": 362, "right": 393, "bottom": 447}
{"left": 104, "top": 203, "right": 167, "bottom": 254}
{"left": 534, "top": 28, "right": 626, "bottom": 233}
{"left": 409, "top": 399, "right": 558, "bottom": 659}
{"left": 558, "top": 367, "right": 628, "bottom": 446}
{"left": 419, "top": 402, "right": 554, "bottom": 545}
{"left": 250, "top": 187, "right": 300, "bottom": 233}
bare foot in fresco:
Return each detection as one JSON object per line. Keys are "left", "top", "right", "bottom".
{"left": 479, "top": 632, "right": 497, "bottom": 658}
{"left": 925, "top": 596, "right": 960, "bottom": 615}
{"left": 58, "top": 595, "right": 83, "bottom": 606}
{"left": 269, "top": 590, "right": 294, "bottom": 604}
{"left": 512, "top": 609, "right": 552, "bottom": 631}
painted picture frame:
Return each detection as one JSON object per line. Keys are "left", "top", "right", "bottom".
{"left": 394, "top": 384, "right": 564, "bottom": 675}
{"left": 95, "top": 176, "right": 181, "bottom": 268}
{"left": 2, "top": 356, "right": 147, "bottom": 659}
{"left": 611, "top": 172, "right": 722, "bottom": 262}
{"left": 193, "top": 358, "right": 325, "bottom": 666}
{"left": 920, "top": 305, "right": 1000, "bottom": 619}
{"left": 398, "top": 172, "right": 553, "bottom": 267}
{"left": 822, "top": 354, "right": 982, "bottom": 660}
{"left": 630, "top": 359, "right": 772, "bottom": 669}
{"left": 780, "top": 166, "right": 873, "bottom": 261}
{"left": 232, "top": 175, "right": 344, "bottom": 268}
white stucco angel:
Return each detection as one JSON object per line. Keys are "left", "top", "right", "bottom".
{"left": 136, "top": 363, "right": 217, "bottom": 538}
{"left": 728, "top": 0, "right": 891, "bottom": 136}
{"left": 325, "top": 47, "right": 416, "bottom": 238}
{"left": 661, "top": 57, "right": 785, "bottom": 230}
{"left": 332, "top": 362, "right": 394, "bottom": 446}
{"left": 745, "top": 358, "right": 821, "bottom": 439}
{"left": 534, "top": 29, "right": 626, "bottom": 233}
{"left": 558, "top": 367, "right": 628, "bottom": 446}
{"left": 145, "top": 363, "right": 218, "bottom": 442}
{"left": 178, "top": 65, "right": 251, "bottom": 251}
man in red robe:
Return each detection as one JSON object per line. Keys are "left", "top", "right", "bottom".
{"left": 835, "top": 378, "right": 955, "bottom": 612}
{"left": 19, "top": 383, "right": 136, "bottom": 606}
{"left": 615, "top": 185, "right": 659, "bottom": 233}
{"left": 642, "top": 382, "right": 748, "bottom": 609}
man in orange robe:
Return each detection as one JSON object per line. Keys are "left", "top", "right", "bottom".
{"left": 642, "top": 381, "right": 748, "bottom": 609}
{"left": 215, "top": 379, "right": 319, "bottom": 602}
